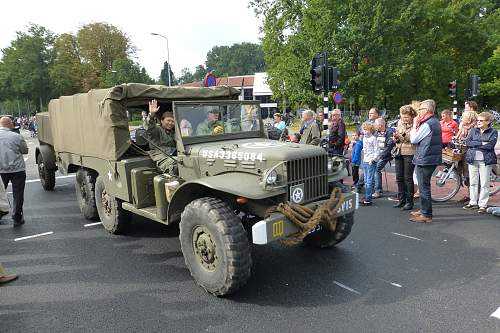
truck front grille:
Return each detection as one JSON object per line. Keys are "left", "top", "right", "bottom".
{"left": 286, "top": 155, "right": 329, "bottom": 203}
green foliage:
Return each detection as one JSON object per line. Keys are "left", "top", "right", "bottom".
{"left": 159, "top": 61, "right": 176, "bottom": 86}
{"left": 251, "top": 0, "right": 499, "bottom": 111}
{"left": 100, "top": 58, "right": 154, "bottom": 88}
{"left": 0, "top": 24, "right": 55, "bottom": 111}
{"left": 205, "top": 42, "right": 266, "bottom": 76}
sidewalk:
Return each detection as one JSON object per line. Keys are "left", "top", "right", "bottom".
{"left": 344, "top": 166, "right": 500, "bottom": 207}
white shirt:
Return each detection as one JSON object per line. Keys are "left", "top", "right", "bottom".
{"left": 363, "top": 134, "right": 380, "bottom": 163}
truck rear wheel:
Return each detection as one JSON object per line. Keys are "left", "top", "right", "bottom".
{"left": 179, "top": 197, "right": 251, "bottom": 296}
{"left": 95, "top": 176, "right": 131, "bottom": 234}
{"left": 37, "top": 154, "right": 55, "bottom": 191}
{"left": 75, "top": 169, "right": 99, "bottom": 220}
{"left": 303, "top": 212, "right": 355, "bottom": 248}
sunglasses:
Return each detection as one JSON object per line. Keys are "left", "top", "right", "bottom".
{"left": 477, "top": 119, "right": 488, "bottom": 122}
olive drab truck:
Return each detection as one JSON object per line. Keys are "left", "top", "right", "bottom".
{"left": 35, "top": 83, "right": 358, "bottom": 296}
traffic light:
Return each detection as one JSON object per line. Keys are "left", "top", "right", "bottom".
{"left": 310, "top": 65, "right": 324, "bottom": 93}
{"left": 471, "top": 75, "right": 480, "bottom": 97}
{"left": 448, "top": 80, "right": 457, "bottom": 99}
{"left": 310, "top": 53, "right": 326, "bottom": 94}
{"left": 329, "top": 66, "right": 340, "bottom": 90}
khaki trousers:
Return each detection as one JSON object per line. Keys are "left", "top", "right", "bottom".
{"left": 468, "top": 161, "right": 492, "bottom": 208}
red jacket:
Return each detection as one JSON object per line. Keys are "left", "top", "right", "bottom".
{"left": 440, "top": 119, "right": 458, "bottom": 144}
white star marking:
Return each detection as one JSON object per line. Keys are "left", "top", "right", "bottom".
{"left": 107, "top": 170, "right": 113, "bottom": 181}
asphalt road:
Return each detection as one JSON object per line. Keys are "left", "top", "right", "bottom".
{"left": 1, "top": 133, "right": 499, "bottom": 333}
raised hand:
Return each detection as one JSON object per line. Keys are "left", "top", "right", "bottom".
{"left": 149, "top": 99, "right": 160, "bottom": 115}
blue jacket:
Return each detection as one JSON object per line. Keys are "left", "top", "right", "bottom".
{"left": 351, "top": 140, "right": 363, "bottom": 166}
{"left": 376, "top": 128, "right": 395, "bottom": 161}
{"left": 465, "top": 126, "right": 498, "bottom": 166}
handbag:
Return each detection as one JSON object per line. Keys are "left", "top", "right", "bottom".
{"left": 391, "top": 144, "right": 401, "bottom": 158}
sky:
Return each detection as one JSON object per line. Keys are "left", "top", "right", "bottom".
{"left": 0, "top": 0, "right": 262, "bottom": 80}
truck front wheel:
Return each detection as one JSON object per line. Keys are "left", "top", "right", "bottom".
{"left": 75, "top": 169, "right": 98, "bottom": 220}
{"left": 303, "top": 212, "right": 355, "bottom": 248}
{"left": 95, "top": 176, "right": 131, "bottom": 234}
{"left": 37, "top": 153, "right": 55, "bottom": 191}
{"left": 179, "top": 197, "right": 251, "bottom": 296}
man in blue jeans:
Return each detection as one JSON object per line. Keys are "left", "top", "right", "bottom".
{"left": 373, "top": 118, "right": 395, "bottom": 198}
{"left": 409, "top": 100, "right": 442, "bottom": 223}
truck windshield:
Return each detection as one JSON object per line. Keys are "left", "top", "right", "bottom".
{"left": 176, "top": 103, "right": 260, "bottom": 138}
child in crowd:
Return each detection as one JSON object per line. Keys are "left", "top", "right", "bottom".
{"left": 360, "top": 122, "right": 379, "bottom": 205}
{"left": 350, "top": 130, "right": 363, "bottom": 190}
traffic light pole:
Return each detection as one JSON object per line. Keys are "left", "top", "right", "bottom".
{"left": 323, "top": 53, "right": 329, "bottom": 128}
{"left": 453, "top": 81, "right": 458, "bottom": 120}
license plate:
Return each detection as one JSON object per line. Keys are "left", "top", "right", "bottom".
{"left": 336, "top": 194, "right": 356, "bottom": 216}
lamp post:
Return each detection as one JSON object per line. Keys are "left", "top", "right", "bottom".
{"left": 151, "top": 32, "right": 171, "bottom": 86}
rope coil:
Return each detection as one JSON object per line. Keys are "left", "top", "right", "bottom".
{"left": 265, "top": 187, "right": 345, "bottom": 246}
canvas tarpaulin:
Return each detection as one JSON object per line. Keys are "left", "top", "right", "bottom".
{"left": 48, "top": 83, "right": 240, "bottom": 161}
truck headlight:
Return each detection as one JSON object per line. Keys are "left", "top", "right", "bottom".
{"left": 266, "top": 169, "right": 278, "bottom": 184}
{"left": 327, "top": 158, "right": 333, "bottom": 172}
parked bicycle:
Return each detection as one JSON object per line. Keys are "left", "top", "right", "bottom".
{"left": 430, "top": 139, "right": 500, "bottom": 202}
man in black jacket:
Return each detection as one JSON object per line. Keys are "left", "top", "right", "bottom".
{"left": 373, "top": 118, "right": 395, "bottom": 198}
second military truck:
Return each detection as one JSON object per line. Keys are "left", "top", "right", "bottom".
{"left": 36, "top": 83, "right": 358, "bottom": 296}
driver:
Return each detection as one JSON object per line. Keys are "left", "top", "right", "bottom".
{"left": 196, "top": 109, "right": 225, "bottom": 135}
{"left": 144, "top": 99, "right": 178, "bottom": 175}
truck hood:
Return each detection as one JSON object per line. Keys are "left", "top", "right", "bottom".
{"left": 192, "top": 138, "right": 326, "bottom": 163}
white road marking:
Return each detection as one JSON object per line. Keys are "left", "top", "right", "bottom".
{"left": 379, "top": 278, "right": 403, "bottom": 288}
{"left": 54, "top": 184, "right": 68, "bottom": 188}
{"left": 25, "top": 174, "right": 75, "bottom": 184}
{"left": 14, "top": 231, "right": 54, "bottom": 242}
{"left": 84, "top": 222, "right": 102, "bottom": 227}
{"left": 491, "top": 307, "right": 500, "bottom": 320}
{"left": 23, "top": 157, "right": 29, "bottom": 161}
{"left": 333, "top": 281, "right": 361, "bottom": 295}
{"left": 392, "top": 232, "right": 423, "bottom": 241}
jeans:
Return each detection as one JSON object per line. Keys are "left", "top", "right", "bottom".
{"left": 394, "top": 155, "right": 415, "bottom": 203}
{"left": 468, "top": 161, "right": 492, "bottom": 208}
{"left": 362, "top": 161, "right": 376, "bottom": 202}
{"left": 1, "top": 171, "right": 26, "bottom": 222}
{"left": 374, "top": 159, "right": 391, "bottom": 193}
{"left": 415, "top": 165, "right": 437, "bottom": 218}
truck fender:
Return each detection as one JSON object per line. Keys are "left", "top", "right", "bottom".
{"left": 35, "top": 144, "right": 57, "bottom": 170}
{"left": 167, "top": 173, "right": 286, "bottom": 223}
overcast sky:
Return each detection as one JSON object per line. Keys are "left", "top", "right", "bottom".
{"left": 0, "top": 0, "right": 262, "bottom": 80}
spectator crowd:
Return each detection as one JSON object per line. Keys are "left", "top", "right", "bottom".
{"left": 289, "top": 99, "right": 498, "bottom": 223}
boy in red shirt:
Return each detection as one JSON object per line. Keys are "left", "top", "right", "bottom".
{"left": 440, "top": 109, "right": 458, "bottom": 148}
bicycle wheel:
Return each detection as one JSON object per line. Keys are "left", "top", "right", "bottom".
{"left": 430, "top": 164, "right": 462, "bottom": 202}
{"left": 489, "top": 167, "right": 500, "bottom": 196}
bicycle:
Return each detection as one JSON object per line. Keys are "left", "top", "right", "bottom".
{"left": 430, "top": 140, "right": 500, "bottom": 202}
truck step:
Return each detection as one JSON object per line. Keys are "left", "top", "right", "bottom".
{"left": 121, "top": 202, "right": 168, "bottom": 225}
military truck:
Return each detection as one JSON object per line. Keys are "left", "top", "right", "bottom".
{"left": 36, "top": 83, "right": 358, "bottom": 296}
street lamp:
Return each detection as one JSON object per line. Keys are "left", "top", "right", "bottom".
{"left": 151, "top": 32, "right": 171, "bottom": 86}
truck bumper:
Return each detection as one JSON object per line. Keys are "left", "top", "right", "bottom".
{"left": 252, "top": 191, "right": 359, "bottom": 245}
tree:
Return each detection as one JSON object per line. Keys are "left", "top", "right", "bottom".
{"left": 100, "top": 58, "right": 154, "bottom": 87}
{"left": 0, "top": 24, "right": 54, "bottom": 112}
{"left": 49, "top": 33, "right": 84, "bottom": 96}
{"left": 205, "top": 42, "right": 266, "bottom": 76}
{"left": 77, "top": 22, "right": 135, "bottom": 88}
{"left": 250, "top": 0, "right": 498, "bottom": 112}
{"left": 159, "top": 61, "right": 176, "bottom": 86}
{"left": 177, "top": 67, "right": 195, "bottom": 85}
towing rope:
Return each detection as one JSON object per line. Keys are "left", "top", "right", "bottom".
{"left": 265, "top": 187, "right": 344, "bottom": 246}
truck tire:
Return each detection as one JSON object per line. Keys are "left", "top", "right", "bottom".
{"left": 303, "top": 212, "right": 355, "bottom": 248}
{"left": 179, "top": 197, "right": 251, "bottom": 296}
{"left": 75, "top": 169, "right": 99, "bottom": 220}
{"left": 95, "top": 176, "right": 131, "bottom": 234}
{"left": 37, "top": 154, "right": 55, "bottom": 191}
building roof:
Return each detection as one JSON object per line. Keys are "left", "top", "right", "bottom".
{"left": 181, "top": 75, "right": 254, "bottom": 88}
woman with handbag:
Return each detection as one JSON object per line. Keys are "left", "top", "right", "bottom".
{"left": 392, "top": 105, "right": 417, "bottom": 210}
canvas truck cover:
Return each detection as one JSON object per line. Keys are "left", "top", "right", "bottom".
{"left": 48, "top": 83, "right": 240, "bottom": 161}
